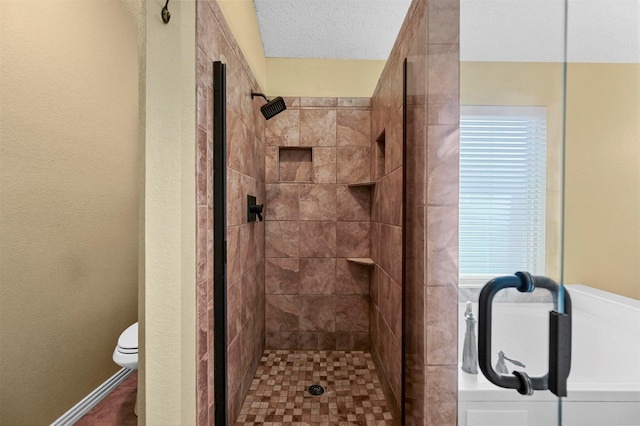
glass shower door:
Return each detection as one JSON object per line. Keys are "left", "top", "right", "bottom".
{"left": 458, "top": 0, "right": 569, "bottom": 424}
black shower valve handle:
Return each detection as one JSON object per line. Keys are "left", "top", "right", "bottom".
{"left": 249, "top": 203, "right": 264, "bottom": 221}
{"left": 247, "top": 195, "right": 264, "bottom": 222}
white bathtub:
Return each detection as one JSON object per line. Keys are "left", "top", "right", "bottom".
{"left": 458, "top": 284, "right": 640, "bottom": 426}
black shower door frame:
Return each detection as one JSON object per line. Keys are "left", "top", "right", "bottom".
{"left": 213, "top": 60, "right": 228, "bottom": 425}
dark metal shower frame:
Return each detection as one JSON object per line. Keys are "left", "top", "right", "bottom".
{"left": 213, "top": 61, "right": 228, "bottom": 425}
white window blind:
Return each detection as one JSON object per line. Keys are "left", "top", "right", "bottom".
{"left": 459, "top": 106, "right": 547, "bottom": 284}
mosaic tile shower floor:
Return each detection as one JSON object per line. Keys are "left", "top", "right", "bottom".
{"left": 235, "top": 350, "right": 395, "bottom": 425}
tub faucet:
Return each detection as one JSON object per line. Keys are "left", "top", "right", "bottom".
{"left": 495, "top": 350, "right": 526, "bottom": 375}
{"left": 462, "top": 301, "right": 478, "bottom": 374}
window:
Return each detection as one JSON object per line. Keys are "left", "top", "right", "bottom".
{"left": 459, "top": 106, "right": 547, "bottom": 285}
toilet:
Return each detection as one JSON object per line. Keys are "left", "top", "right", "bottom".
{"left": 113, "top": 322, "right": 138, "bottom": 416}
{"left": 113, "top": 322, "right": 138, "bottom": 370}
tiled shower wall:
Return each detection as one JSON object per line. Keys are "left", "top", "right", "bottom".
{"left": 368, "top": 36, "right": 405, "bottom": 419}
{"left": 196, "top": 1, "right": 266, "bottom": 424}
{"left": 372, "top": 0, "right": 459, "bottom": 426}
{"left": 370, "top": 0, "right": 460, "bottom": 424}
{"left": 264, "top": 98, "right": 373, "bottom": 351}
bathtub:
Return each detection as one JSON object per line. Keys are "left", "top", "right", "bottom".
{"left": 458, "top": 284, "right": 640, "bottom": 426}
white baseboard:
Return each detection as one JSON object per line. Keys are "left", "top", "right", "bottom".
{"left": 50, "top": 368, "right": 135, "bottom": 426}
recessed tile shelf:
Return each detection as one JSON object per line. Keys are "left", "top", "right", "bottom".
{"left": 347, "top": 181, "right": 376, "bottom": 188}
{"left": 279, "top": 147, "right": 312, "bottom": 182}
{"left": 347, "top": 257, "right": 375, "bottom": 266}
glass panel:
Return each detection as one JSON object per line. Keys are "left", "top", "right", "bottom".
{"left": 459, "top": 0, "right": 568, "bottom": 424}
{"left": 562, "top": 2, "right": 640, "bottom": 426}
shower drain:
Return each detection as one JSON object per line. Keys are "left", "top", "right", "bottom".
{"left": 308, "top": 384, "right": 325, "bottom": 396}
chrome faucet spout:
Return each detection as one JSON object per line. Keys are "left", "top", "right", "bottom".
{"left": 462, "top": 301, "right": 478, "bottom": 374}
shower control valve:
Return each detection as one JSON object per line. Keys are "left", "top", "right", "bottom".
{"left": 247, "top": 195, "right": 263, "bottom": 222}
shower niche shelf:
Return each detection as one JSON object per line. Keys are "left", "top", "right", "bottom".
{"left": 347, "top": 181, "right": 376, "bottom": 188}
{"left": 347, "top": 257, "right": 374, "bottom": 266}
{"left": 279, "top": 147, "right": 312, "bottom": 182}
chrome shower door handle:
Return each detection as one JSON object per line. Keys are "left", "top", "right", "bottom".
{"left": 478, "top": 272, "right": 572, "bottom": 397}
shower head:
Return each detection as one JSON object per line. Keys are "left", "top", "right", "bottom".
{"left": 251, "top": 92, "right": 287, "bottom": 120}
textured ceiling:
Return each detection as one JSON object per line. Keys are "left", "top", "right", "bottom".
{"left": 254, "top": 0, "right": 639, "bottom": 63}
{"left": 253, "top": 0, "right": 412, "bottom": 60}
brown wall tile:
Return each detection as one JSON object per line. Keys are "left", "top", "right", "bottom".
{"left": 300, "top": 109, "right": 337, "bottom": 147}
{"left": 227, "top": 225, "right": 241, "bottom": 285}
{"left": 266, "top": 109, "right": 300, "bottom": 146}
{"left": 300, "top": 97, "right": 338, "bottom": 107}
{"left": 228, "top": 113, "right": 248, "bottom": 174}
{"left": 337, "top": 109, "right": 371, "bottom": 147}
{"left": 428, "top": 0, "right": 460, "bottom": 44}
{"left": 284, "top": 97, "right": 300, "bottom": 107}
{"left": 335, "top": 259, "right": 370, "bottom": 295}
{"left": 241, "top": 265, "right": 260, "bottom": 325}
{"left": 265, "top": 295, "right": 299, "bottom": 332}
{"left": 299, "top": 258, "right": 336, "bottom": 295}
{"left": 318, "top": 332, "right": 337, "bottom": 350}
{"left": 427, "top": 125, "right": 459, "bottom": 206}
{"left": 197, "top": 126, "right": 208, "bottom": 206}
{"left": 265, "top": 146, "right": 279, "bottom": 183}
{"left": 299, "top": 332, "right": 319, "bottom": 350}
{"left": 426, "top": 285, "right": 458, "bottom": 365}
{"left": 387, "top": 168, "right": 404, "bottom": 227}
{"left": 265, "top": 221, "right": 300, "bottom": 258}
{"left": 312, "top": 147, "right": 337, "bottom": 183}
{"left": 240, "top": 314, "right": 256, "bottom": 377}
{"left": 425, "top": 366, "right": 457, "bottom": 426}
{"left": 385, "top": 112, "right": 403, "bottom": 174}
{"left": 369, "top": 306, "right": 379, "bottom": 353}
{"left": 299, "top": 295, "right": 335, "bottom": 331}
{"left": 337, "top": 147, "right": 371, "bottom": 184}
{"left": 197, "top": 206, "right": 208, "bottom": 282}
{"left": 426, "top": 206, "right": 458, "bottom": 287}
{"left": 227, "top": 334, "right": 242, "bottom": 403}
{"left": 336, "top": 185, "right": 371, "bottom": 221}
{"left": 227, "top": 169, "right": 244, "bottom": 227}
{"left": 299, "top": 221, "right": 336, "bottom": 258}
{"left": 427, "top": 44, "right": 459, "bottom": 126}
{"left": 382, "top": 278, "right": 403, "bottom": 339}
{"left": 335, "top": 295, "right": 369, "bottom": 332}
{"left": 266, "top": 183, "right": 300, "bottom": 220}
{"left": 336, "top": 221, "right": 370, "bottom": 257}
{"left": 370, "top": 266, "right": 380, "bottom": 307}
{"left": 299, "top": 185, "right": 337, "bottom": 221}
{"left": 265, "top": 258, "right": 299, "bottom": 295}
{"left": 227, "top": 280, "right": 242, "bottom": 344}
{"left": 265, "top": 331, "right": 299, "bottom": 349}
{"left": 337, "top": 97, "right": 371, "bottom": 108}
{"left": 352, "top": 332, "right": 370, "bottom": 350}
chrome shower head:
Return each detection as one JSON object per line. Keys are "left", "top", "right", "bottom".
{"left": 251, "top": 92, "right": 287, "bottom": 120}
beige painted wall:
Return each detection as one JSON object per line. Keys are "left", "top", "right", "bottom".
{"left": 564, "top": 63, "right": 640, "bottom": 300}
{"left": 266, "top": 58, "right": 386, "bottom": 97}
{"left": 141, "top": 0, "right": 196, "bottom": 424}
{"left": 461, "top": 62, "right": 640, "bottom": 300}
{"left": 217, "top": 0, "right": 268, "bottom": 90}
{"left": 0, "top": 2, "right": 138, "bottom": 424}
